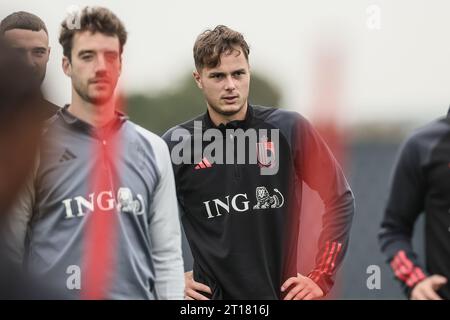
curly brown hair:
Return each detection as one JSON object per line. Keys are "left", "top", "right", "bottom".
{"left": 193, "top": 25, "right": 250, "bottom": 70}
{"left": 59, "top": 6, "right": 127, "bottom": 61}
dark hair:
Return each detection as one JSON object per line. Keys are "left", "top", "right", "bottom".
{"left": 193, "top": 25, "right": 250, "bottom": 70}
{"left": 59, "top": 6, "right": 127, "bottom": 61}
{"left": 0, "top": 11, "right": 48, "bottom": 35}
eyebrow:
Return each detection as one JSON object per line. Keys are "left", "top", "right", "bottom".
{"left": 104, "top": 51, "right": 119, "bottom": 56}
{"left": 78, "top": 50, "right": 95, "bottom": 56}
{"left": 209, "top": 69, "right": 246, "bottom": 76}
{"left": 209, "top": 71, "right": 225, "bottom": 76}
{"left": 32, "top": 47, "right": 47, "bottom": 51}
{"left": 78, "top": 50, "right": 119, "bottom": 56}
{"left": 11, "top": 45, "right": 47, "bottom": 51}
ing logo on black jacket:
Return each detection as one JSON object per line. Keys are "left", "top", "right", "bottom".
{"left": 203, "top": 186, "right": 285, "bottom": 219}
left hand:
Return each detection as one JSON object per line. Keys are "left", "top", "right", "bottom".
{"left": 281, "top": 273, "right": 324, "bottom": 300}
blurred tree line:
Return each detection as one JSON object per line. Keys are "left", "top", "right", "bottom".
{"left": 126, "top": 71, "right": 282, "bottom": 135}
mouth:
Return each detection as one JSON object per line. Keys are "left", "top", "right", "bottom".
{"left": 222, "top": 95, "right": 239, "bottom": 104}
{"left": 90, "top": 79, "right": 110, "bottom": 85}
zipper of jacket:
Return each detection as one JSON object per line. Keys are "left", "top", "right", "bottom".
{"left": 228, "top": 131, "right": 240, "bottom": 179}
{"left": 100, "top": 138, "right": 116, "bottom": 193}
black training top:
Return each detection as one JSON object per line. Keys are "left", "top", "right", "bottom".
{"left": 163, "top": 104, "right": 355, "bottom": 299}
{"left": 379, "top": 107, "right": 450, "bottom": 299}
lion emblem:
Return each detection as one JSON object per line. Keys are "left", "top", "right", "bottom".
{"left": 253, "top": 186, "right": 285, "bottom": 209}
{"left": 116, "top": 187, "right": 146, "bottom": 214}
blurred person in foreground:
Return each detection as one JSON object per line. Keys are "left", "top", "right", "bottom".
{"left": 0, "top": 36, "right": 47, "bottom": 298}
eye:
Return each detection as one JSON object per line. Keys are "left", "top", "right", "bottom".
{"left": 13, "top": 48, "right": 27, "bottom": 57}
{"left": 32, "top": 49, "right": 46, "bottom": 57}
{"left": 233, "top": 71, "right": 245, "bottom": 77}
{"left": 210, "top": 73, "right": 224, "bottom": 79}
{"left": 80, "top": 53, "right": 93, "bottom": 61}
{"left": 105, "top": 53, "right": 118, "bottom": 62}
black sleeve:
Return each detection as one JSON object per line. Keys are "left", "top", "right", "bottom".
{"left": 295, "top": 116, "right": 355, "bottom": 295}
{"left": 378, "top": 135, "right": 428, "bottom": 297}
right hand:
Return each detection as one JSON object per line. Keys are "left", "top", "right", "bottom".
{"left": 184, "top": 271, "right": 212, "bottom": 300}
{"left": 410, "top": 275, "right": 447, "bottom": 300}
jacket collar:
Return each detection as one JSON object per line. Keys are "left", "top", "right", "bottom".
{"left": 202, "top": 104, "right": 253, "bottom": 132}
{"left": 59, "top": 104, "right": 128, "bottom": 136}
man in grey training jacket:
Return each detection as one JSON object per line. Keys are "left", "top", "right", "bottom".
{"left": 3, "top": 6, "right": 184, "bottom": 299}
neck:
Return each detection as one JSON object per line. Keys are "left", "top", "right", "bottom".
{"left": 208, "top": 102, "right": 248, "bottom": 126}
{"left": 68, "top": 90, "right": 115, "bottom": 128}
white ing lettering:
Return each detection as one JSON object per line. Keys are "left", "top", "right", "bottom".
{"left": 62, "top": 187, "right": 145, "bottom": 219}
{"left": 204, "top": 186, "right": 284, "bottom": 219}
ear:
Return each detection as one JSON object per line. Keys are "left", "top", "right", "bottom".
{"left": 62, "top": 56, "right": 72, "bottom": 77}
{"left": 46, "top": 47, "right": 51, "bottom": 63}
{"left": 193, "top": 70, "right": 203, "bottom": 89}
{"left": 118, "top": 56, "right": 123, "bottom": 77}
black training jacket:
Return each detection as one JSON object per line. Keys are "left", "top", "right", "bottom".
{"left": 163, "top": 104, "right": 355, "bottom": 299}
{"left": 379, "top": 107, "right": 450, "bottom": 299}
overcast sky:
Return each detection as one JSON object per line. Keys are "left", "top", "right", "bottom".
{"left": 2, "top": 0, "right": 450, "bottom": 127}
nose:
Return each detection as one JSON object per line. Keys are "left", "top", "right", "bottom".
{"left": 94, "top": 55, "right": 107, "bottom": 73}
{"left": 24, "top": 51, "right": 36, "bottom": 67}
{"left": 224, "top": 75, "right": 236, "bottom": 91}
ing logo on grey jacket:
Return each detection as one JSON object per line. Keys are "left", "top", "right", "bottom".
{"left": 62, "top": 187, "right": 146, "bottom": 219}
